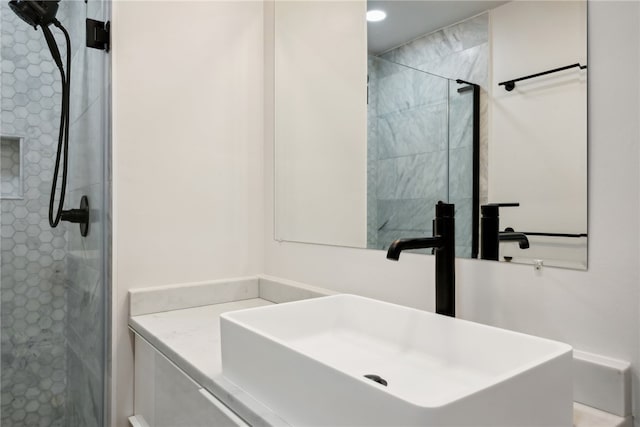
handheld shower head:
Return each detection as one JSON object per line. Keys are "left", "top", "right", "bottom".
{"left": 8, "top": 0, "right": 77, "bottom": 231}
{"left": 8, "top": 0, "right": 60, "bottom": 29}
{"left": 9, "top": 0, "right": 63, "bottom": 69}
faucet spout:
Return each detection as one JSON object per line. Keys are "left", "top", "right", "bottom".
{"left": 386, "top": 237, "right": 444, "bottom": 261}
{"left": 385, "top": 202, "right": 455, "bottom": 317}
{"left": 499, "top": 229, "right": 530, "bottom": 249}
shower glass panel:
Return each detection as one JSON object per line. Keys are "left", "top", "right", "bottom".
{"left": 1, "top": 0, "right": 111, "bottom": 426}
{"left": 368, "top": 56, "right": 476, "bottom": 254}
{"left": 367, "top": 56, "right": 449, "bottom": 252}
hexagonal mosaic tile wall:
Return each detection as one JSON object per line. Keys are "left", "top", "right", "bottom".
{"left": 3, "top": 0, "right": 110, "bottom": 424}
{"left": 1, "top": 3, "right": 69, "bottom": 426}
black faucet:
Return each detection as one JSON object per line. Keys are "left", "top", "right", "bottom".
{"left": 480, "top": 203, "right": 529, "bottom": 261}
{"left": 386, "top": 202, "right": 456, "bottom": 317}
{"left": 500, "top": 227, "right": 530, "bottom": 249}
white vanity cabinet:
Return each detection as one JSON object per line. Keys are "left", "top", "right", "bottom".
{"left": 132, "top": 335, "right": 248, "bottom": 427}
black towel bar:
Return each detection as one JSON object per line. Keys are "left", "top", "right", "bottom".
{"left": 517, "top": 231, "right": 587, "bottom": 238}
{"left": 499, "top": 63, "right": 587, "bottom": 91}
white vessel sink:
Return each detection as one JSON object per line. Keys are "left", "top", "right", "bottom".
{"left": 220, "top": 294, "right": 572, "bottom": 426}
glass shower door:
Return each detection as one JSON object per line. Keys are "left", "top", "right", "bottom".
{"left": 0, "top": 0, "right": 111, "bottom": 425}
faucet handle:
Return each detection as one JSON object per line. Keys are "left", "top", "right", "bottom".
{"left": 481, "top": 202, "right": 520, "bottom": 218}
{"left": 435, "top": 201, "right": 455, "bottom": 218}
{"left": 483, "top": 202, "right": 520, "bottom": 208}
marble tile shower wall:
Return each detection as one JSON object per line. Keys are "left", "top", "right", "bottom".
{"left": 1, "top": 3, "right": 69, "bottom": 425}
{"left": 367, "top": 14, "right": 488, "bottom": 257}
{"left": 379, "top": 14, "right": 488, "bottom": 87}
{"left": 367, "top": 57, "right": 449, "bottom": 251}
{"left": 1, "top": 1, "right": 109, "bottom": 426}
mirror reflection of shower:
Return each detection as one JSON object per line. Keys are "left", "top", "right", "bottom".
{"left": 366, "top": 56, "right": 478, "bottom": 258}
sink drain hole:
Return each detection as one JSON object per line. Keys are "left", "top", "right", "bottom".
{"left": 364, "top": 374, "right": 388, "bottom": 386}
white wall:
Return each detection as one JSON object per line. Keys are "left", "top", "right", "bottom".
{"left": 265, "top": 0, "right": 640, "bottom": 420}
{"left": 274, "top": 1, "right": 367, "bottom": 248}
{"left": 111, "top": 1, "right": 264, "bottom": 425}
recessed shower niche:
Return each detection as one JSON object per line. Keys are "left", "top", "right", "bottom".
{"left": 0, "top": 136, "right": 23, "bottom": 200}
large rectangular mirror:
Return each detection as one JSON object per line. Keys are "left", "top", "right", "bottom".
{"left": 274, "top": 0, "right": 587, "bottom": 270}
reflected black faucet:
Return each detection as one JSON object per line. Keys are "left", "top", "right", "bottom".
{"left": 386, "top": 202, "right": 456, "bottom": 317}
{"left": 500, "top": 227, "right": 530, "bottom": 249}
{"left": 480, "top": 203, "right": 529, "bottom": 260}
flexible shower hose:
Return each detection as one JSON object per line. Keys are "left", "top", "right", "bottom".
{"left": 40, "top": 20, "right": 71, "bottom": 228}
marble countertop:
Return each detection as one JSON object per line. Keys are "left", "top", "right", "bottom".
{"left": 129, "top": 281, "right": 630, "bottom": 427}
{"left": 130, "top": 299, "right": 271, "bottom": 381}
{"left": 130, "top": 298, "right": 293, "bottom": 426}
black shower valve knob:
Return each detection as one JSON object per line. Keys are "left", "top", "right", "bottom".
{"left": 60, "top": 195, "right": 90, "bottom": 237}
{"left": 60, "top": 208, "right": 87, "bottom": 224}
